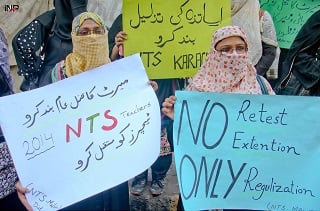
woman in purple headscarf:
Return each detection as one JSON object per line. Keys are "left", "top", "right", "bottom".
{"left": 0, "top": 27, "right": 32, "bottom": 211}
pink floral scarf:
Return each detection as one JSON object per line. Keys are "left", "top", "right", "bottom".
{"left": 187, "top": 25, "right": 274, "bottom": 94}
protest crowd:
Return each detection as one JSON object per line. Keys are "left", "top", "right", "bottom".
{"left": 0, "top": 0, "right": 319, "bottom": 210}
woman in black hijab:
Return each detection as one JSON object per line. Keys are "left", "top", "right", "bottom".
{"left": 276, "top": 10, "right": 320, "bottom": 96}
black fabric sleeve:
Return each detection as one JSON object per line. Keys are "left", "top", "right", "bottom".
{"left": 70, "top": 0, "right": 88, "bottom": 17}
{"left": 108, "top": 14, "right": 123, "bottom": 57}
{"left": 54, "top": 0, "right": 87, "bottom": 40}
{"left": 293, "top": 50, "right": 320, "bottom": 89}
{"left": 255, "top": 41, "right": 276, "bottom": 76}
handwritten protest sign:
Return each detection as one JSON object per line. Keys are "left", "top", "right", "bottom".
{"left": 260, "top": 0, "right": 320, "bottom": 49}
{"left": 123, "top": 0, "right": 231, "bottom": 79}
{"left": 0, "top": 54, "right": 160, "bottom": 210}
{"left": 174, "top": 91, "right": 320, "bottom": 210}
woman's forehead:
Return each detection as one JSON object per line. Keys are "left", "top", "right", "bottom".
{"left": 217, "top": 36, "right": 246, "bottom": 46}
{"left": 72, "top": 12, "right": 105, "bottom": 33}
{"left": 213, "top": 26, "right": 248, "bottom": 48}
{"left": 79, "top": 19, "right": 100, "bottom": 28}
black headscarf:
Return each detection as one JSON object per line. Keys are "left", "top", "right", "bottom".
{"left": 53, "top": 0, "right": 88, "bottom": 40}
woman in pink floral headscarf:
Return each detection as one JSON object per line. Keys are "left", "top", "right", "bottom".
{"left": 162, "top": 25, "right": 274, "bottom": 119}
{"left": 163, "top": 25, "right": 275, "bottom": 211}
{"left": 188, "top": 25, "right": 274, "bottom": 94}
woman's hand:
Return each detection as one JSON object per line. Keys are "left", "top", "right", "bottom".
{"left": 115, "top": 31, "right": 127, "bottom": 47}
{"left": 111, "top": 31, "right": 127, "bottom": 61}
{"left": 162, "top": 95, "right": 176, "bottom": 120}
{"left": 15, "top": 181, "right": 33, "bottom": 211}
{"left": 148, "top": 80, "right": 158, "bottom": 91}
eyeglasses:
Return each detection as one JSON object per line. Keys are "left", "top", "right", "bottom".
{"left": 216, "top": 46, "right": 247, "bottom": 54}
{"left": 77, "top": 28, "right": 105, "bottom": 36}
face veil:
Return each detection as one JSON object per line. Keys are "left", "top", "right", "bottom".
{"left": 65, "top": 12, "right": 110, "bottom": 77}
{"left": 187, "top": 25, "right": 265, "bottom": 94}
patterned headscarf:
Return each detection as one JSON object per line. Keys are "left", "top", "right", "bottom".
{"left": 187, "top": 25, "right": 274, "bottom": 94}
{"left": 65, "top": 12, "right": 110, "bottom": 77}
{"left": 0, "top": 28, "right": 13, "bottom": 88}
